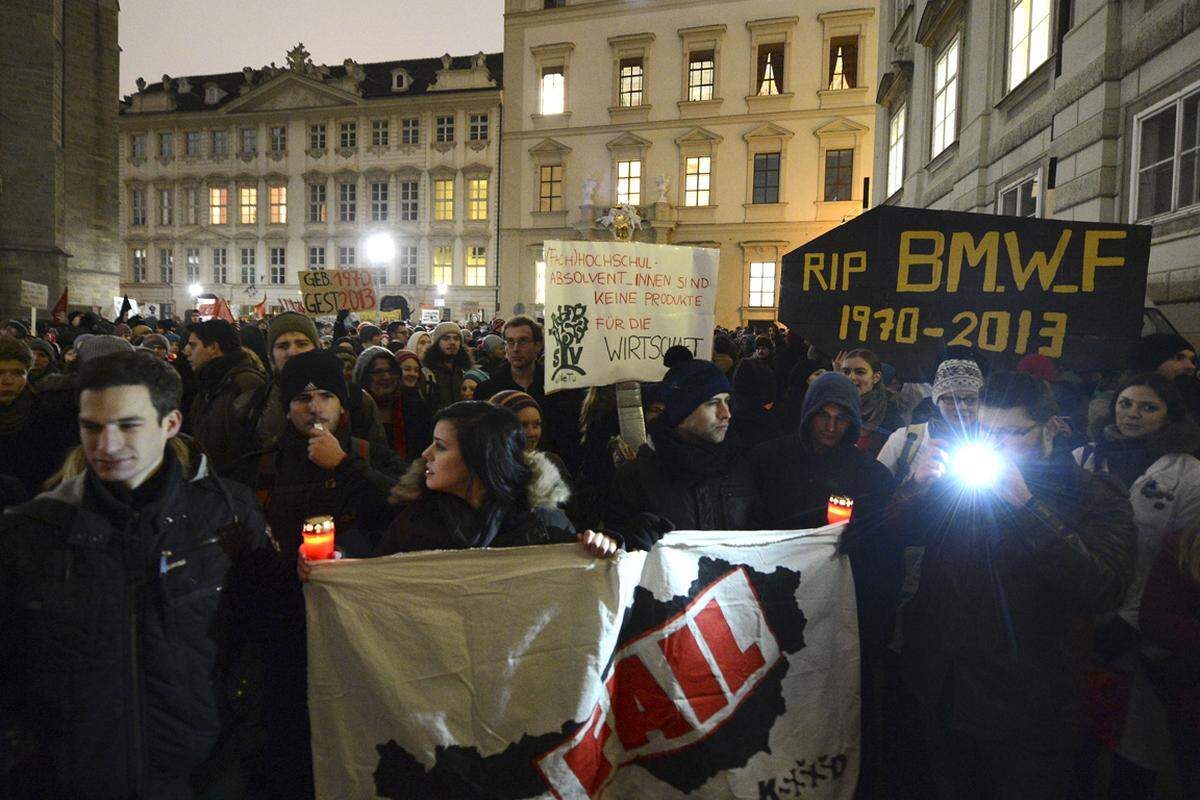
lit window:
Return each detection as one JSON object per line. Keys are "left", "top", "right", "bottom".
{"left": 616, "top": 160, "right": 641, "bottom": 205}
{"left": 240, "top": 247, "right": 256, "bottom": 284}
{"left": 469, "top": 113, "right": 489, "bottom": 141}
{"left": 239, "top": 187, "right": 257, "bottom": 224}
{"left": 270, "top": 247, "right": 286, "bottom": 284}
{"left": 466, "top": 246, "right": 487, "bottom": 286}
{"left": 308, "top": 183, "right": 327, "bottom": 223}
{"left": 132, "top": 248, "right": 147, "bottom": 282}
{"left": 748, "top": 261, "right": 776, "bottom": 307}
{"left": 828, "top": 36, "right": 859, "bottom": 90}
{"left": 131, "top": 188, "right": 146, "bottom": 225}
{"left": 436, "top": 115, "right": 455, "bottom": 143}
{"left": 1000, "top": 173, "right": 1041, "bottom": 217}
{"left": 753, "top": 153, "right": 781, "bottom": 204}
{"left": 308, "top": 246, "right": 325, "bottom": 268}
{"left": 619, "top": 58, "right": 644, "bottom": 107}
{"left": 372, "top": 119, "right": 389, "bottom": 147}
{"left": 371, "top": 182, "right": 389, "bottom": 222}
{"left": 309, "top": 124, "right": 326, "bottom": 151}
{"left": 539, "top": 165, "right": 563, "bottom": 212}
{"left": 338, "top": 182, "right": 356, "bottom": 222}
{"left": 212, "top": 247, "right": 227, "bottom": 283}
{"left": 1135, "top": 89, "right": 1200, "bottom": 220}
{"left": 339, "top": 121, "right": 357, "bottom": 149}
{"left": 1009, "top": 0, "right": 1051, "bottom": 91}
{"left": 432, "top": 246, "right": 453, "bottom": 285}
{"left": 401, "top": 118, "right": 420, "bottom": 144}
{"left": 207, "top": 187, "right": 227, "bottom": 225}
{"left": 270, "top": 125, "right": 286, "bottom": 152}
{"left": 434, "top": 178, "right": 454, "bottom": 221}
{"left": 398, "top": 246, "right": 417, "bottom": 284}
{"left": 467, "top": 178, "right": 489, "bottom": 220}
{"left": 931, "top": 38, "right": 959, "bottom": 158}
{"left": 684, "top": 156, "right": 712, "bottom": 207}
{"left": 159, "top": 188, "right": 174, "bottom": 225}
{"left": 887, "top": 105, "right": 906, "bottom": 197}
{"left": 186, "top": 248, "right": 201, "bottom": 283}
{"left": 756, "top": 43, "right": 785, "bottom": 96}
{"left": 824, "top": 149, "right": 854, "bottom": 201}
{"left": 159, "top": 248, "right": 175, "bottom": 283}
{"left": 541, "top": 67, "right": 565, "bottom": 115}
{"left": 399, "top": 180, "right": 419, "bottom": 221}
{"left": 269, "top": 186, "right": 287, "bottom": 224}
{"left": 688, "top": 50, "right": 715, "bottom": 102}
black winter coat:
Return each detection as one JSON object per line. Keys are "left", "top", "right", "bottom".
{"left": 887, "top": 452, "right": 1137, "bottom": 749}
{"left": 606, "top": 421, "right": 757, "bottom": 533}
{"left": 0, "top": 448, "right": 271, "bottom": 799}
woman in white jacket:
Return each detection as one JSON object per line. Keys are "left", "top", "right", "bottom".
{"left": 1074, "top": 372, "right": 1200, "bottom": 797}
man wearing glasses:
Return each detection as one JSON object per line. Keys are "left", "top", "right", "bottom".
{"left": 475, "top": 316, "right": 580, "bottom": 463}
{"left": 885, "top": 370, "right": 1136, "bottom": 799}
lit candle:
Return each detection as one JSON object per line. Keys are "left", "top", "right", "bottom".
{"left": 827, "top": 495, "right": 854, "bottom": 525}
{"left": 301, "top": 515, "right": 336, "bottom": 560}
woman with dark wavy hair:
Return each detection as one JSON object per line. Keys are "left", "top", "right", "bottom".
{"left": 298, "top": 403, "right": 618, "bottom": 575}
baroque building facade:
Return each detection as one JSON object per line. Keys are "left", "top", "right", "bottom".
{"left": 874, "top": 0, "right": 1200, "bottom": 338}
{"left": 498, "top": 0, "right": 879, "bottom": 328}
{"left": 0, "top": 0, "right": 121, "bottom": 319}
{"left": 118, "top": 46, "right": 502, "bottom": 321}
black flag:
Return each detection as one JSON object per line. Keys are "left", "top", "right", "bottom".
{"left": 118, "top": 295, "right": 132, "bottom": 322}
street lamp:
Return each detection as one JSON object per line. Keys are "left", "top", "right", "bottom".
{"left": 364, "top": 233, "right": 395, "bottom": 264}
{"left": 188, "top": 283, "right": 203, "bottom": 298}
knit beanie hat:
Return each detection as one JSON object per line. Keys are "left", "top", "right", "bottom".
{"left": 1128, "top": 333, "right": 1193, "bottom": 375}
{"left": 932, "top": 358, "right": 985, "bottom": 403}
{"left": 142, "top": 333, "right": 170, "bottom": 351}
{"left": 268, "top": 311, "right": 320, "bottom": 352}
{"left": 131, "top": 325, "right": 152, "bottom": 337}
{"left": 431, "top": 321, "right": 462, "bottom": 345}
{"left": 490, "top": 389, "right": 541, "bottom": 416}
{"left": 480, "top": 334, "right": 504, "bottom": 354}
{"left": 464, "top": 367, "right": 490, "bottom": 385}
{"left": 733, "top": 357, "right": 777, "bottom": 403}
{"left": 77, "top": 335, "right": 135, "bottom": 364}
{"left": 358, "top": 323, "right": 383, "bottom": 342}
{"left": 1016, "top": 354, "right": 1058, "bottom": 383}
{"left": 4, "top": 320, "right": 29, "bottom": 338}
{"left": 27, "top": 338, "right": 58, "bottom": 364}
{"left": 394, "top": 349, "right": 421, "bottom": 369}
{"left": 114, "top": 323, "right": 132, "bottom": 337}
{"left": 279, "top": 349, "right": 350, "bottom": 409}
{"left": 661, "top": 355, "right": 733, "bottom": 428}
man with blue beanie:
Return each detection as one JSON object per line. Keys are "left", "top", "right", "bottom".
{"left": 606, "top": 350, "right": 757, "bottom": 533}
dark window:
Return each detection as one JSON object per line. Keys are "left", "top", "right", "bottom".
{"left": 824, "top": 149, "right": 854, "bottom": 201}
{"left": 828, "top": 36, "right": 859, "bottom": 89}
{"left": 753, "top": 152, "right": 781, "bottom": 204}
{"left": 756, "top": 43, "right": 786, "bottom": 95}
{"left": 544, "top": 0, "right": 565, "bottom": 7}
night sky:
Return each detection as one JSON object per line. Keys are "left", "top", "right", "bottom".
{"left": 119, "top": 0, "right": 505, "bottom": 96}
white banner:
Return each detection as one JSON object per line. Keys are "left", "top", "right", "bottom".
{"left": 542, "top": 240, "right": 718, "bottom": 394}
{"left": 305, "top": 529, "right": 861, "bottom": 799}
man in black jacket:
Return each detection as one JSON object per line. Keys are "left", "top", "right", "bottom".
{"left": 887, "top": 371, "right": 1137, "bottom": 800}
{"left": 0, "top": 351, "right": 271, "bottom": 799}
{"left": 606, "top": 353, "right": 756, "bottom": 532}
{"left": 184, "top": 319, "right": 265, "bottom": 472}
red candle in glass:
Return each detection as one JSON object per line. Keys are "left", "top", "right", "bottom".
{"left": 301, "top": 515, "right": 336, "bottom": 560}
{"left": 827, "top": 495, "right": 854, "bottom": 525}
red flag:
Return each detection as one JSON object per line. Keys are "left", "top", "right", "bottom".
{"left": 215, "top": 297, "right": 235, "bottom": 323}
{"left": 51, "top": 288, "right": 68, "bottom": 323}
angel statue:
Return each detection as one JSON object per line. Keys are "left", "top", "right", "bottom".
{"left": 596, "top": 204, "right": 644, "bottom": 242}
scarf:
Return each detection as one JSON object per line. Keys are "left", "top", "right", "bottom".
{"left": 859, "top": 383, "right": 892, "bottom": 431}
{"left": 385, "top": 390, "right": 408, "bottom": 459}
{"left": 648, "top": 418, "right": 742, "bottom": 480}
{"left": 1095, "top": 424, "right": 1174, "bottom": 489}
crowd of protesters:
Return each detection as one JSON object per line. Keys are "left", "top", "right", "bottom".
{"left": 0, "top": 306, "right": 1197, "bottom": 800}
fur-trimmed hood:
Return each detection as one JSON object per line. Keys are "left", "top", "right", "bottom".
{"left": 390, "top": 449, "right": 570, "bottom": 509}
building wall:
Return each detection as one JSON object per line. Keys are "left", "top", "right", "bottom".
{"left": 118, "top": 53, "right": 502, "bottom": 322}
{"left": 499, "top": 0, "right": 879, "bottom": 328}
{"left": 873, "top": 0, "right": 1200, "bottom": 340}
{"left": 0, "top": 0, "right": 120, "bottom": 319}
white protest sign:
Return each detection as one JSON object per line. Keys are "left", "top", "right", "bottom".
{"left": 543, "top": 240, "right": 718, "bottom": 393}
{"left": 305, "top": 528, "right": 860, "bottom": 800}
{"left": 20, "top": 281, "right": 48, "bottom": 308}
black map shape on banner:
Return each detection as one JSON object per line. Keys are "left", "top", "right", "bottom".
{"left": 373, "top": 557, "right": 808, "bottom": 799}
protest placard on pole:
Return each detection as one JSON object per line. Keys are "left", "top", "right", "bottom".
{"left": 779, "top": 206, "right": 1152, "bottom": 380}
{"left": 20, "top": 280, "right": 48, "bottom": 331}
{"left": 542, "top": 240, "right": 719, "bottom": 394}
{"left": 299, "top": 269, "right": 378, "bottom": 315}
